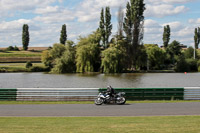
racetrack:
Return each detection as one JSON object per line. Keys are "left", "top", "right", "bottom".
{"left": 0, "top": 102, "right": 200, "bottom": 117}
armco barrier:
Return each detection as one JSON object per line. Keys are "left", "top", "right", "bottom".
{"left": 16, "top": 88, "right": 99, "bottom": 101}
{"left": 99, "top": 88, "right": 184, "bottom": 100}
{"left": 0, "top": 89, "right": 17, "bottom": 101}
{"left": 184, "top": 87, "right": 200, "bottom": 100}
{"left": 1, "top": 87, "right": 200, "bottom": 101}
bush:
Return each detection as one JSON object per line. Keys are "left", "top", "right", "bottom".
{"left": 6, "top": 46, "right": 19, "bottom": 51}
{"left": 186, "top": 58, "right": 198, "bottom": 72}
{"left": 176, "top": 57, "right": 198, "bottom": 72}
{"left": 176, "top": 56, "right": 189, "bottom": 72}
{"left": 197, "top": 60, "right": 200, "bottom": 67}
{"left": 29, "top": 66, "right": 50, "bottom": 72}
{"left": 25, "top": 61, "right": 33, "bottom": 68}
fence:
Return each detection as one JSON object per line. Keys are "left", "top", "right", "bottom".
{"left": 0, "top": 87, "right": 200, "bottom": 101}
{"left": 184, "top": 87, "right": 200, "bottom": 100}
{"left": 16, "top": 88, "right": 99, "bottom": 101}
{"left": 0, "top": 89, "right": 17, "bottom": 101}
{"left": 100, "top": 88, "right": 184, "bottom": 100}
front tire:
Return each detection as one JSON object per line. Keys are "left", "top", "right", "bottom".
{"left": 116, "top": 97, "right": 126, "bottom": 105}
{"left": 94, "top": 97, "right": 104, "bottom": 105}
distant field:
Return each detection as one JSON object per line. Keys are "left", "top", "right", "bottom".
{"left": 0, "top": 63, "right": 45, "bottom": 72}
{"left": 0, "top": 51, "right": 42, "bottom": 57}
{"left": 0, "top": 51, "right": 42, "bottom": 63}
{"left": 0, "top": 116, "right": 200, "bottom": 133}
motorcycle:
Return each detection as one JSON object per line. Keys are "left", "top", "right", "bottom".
{"left": 94, "top": 91, "right": 126, "bottom": 105}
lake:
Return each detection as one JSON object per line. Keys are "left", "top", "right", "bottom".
{"left": 0, "top": 72, "right": 200, "bottom": 88}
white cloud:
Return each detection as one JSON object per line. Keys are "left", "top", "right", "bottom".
{"left": 34, "top": 9, "right": 75, "bottom": 24}
{"left": 162, "top": 21, "right": 183, "bottom": 31}
{"left": 0, "top": 0, "right": 56, "bottom": 11}
{"left": 146, "top": 0, "right": 195, "bottom": 4}
{"left": 35, "top": 6, "right": 59, "bottom": 14}
{"left": 188, "top": 18, "right": 200, "bottom": 24}
{"left": 145, "top": 4, "right": 188, "bottom": 17}
{"left": 0, "top": 19, "right": 31, "bottom": 31}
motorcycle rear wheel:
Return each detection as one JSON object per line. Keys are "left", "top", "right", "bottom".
{"left": 116, "top": 97, "right": 126, "bottom": 105}
{"left": 94, "top": 98, "right": 104, "bottom": 105}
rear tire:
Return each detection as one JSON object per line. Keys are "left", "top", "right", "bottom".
{"left": 94, "top": 98, "right": 104, "bottom": 105}
{"left": 116, "top": 97, "right": 126, "bottom": 105}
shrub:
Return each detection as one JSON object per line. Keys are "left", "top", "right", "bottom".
{"left": 6, "top": 46, "right": 19, "bottom": 51}
{"left": 186, "top": 58, "right": 198, "bottom": 72}
{"left": 25, "top": 61, "right": 33, "bottom": 68}
{"left": 29, "top": 66, "right": 49, "bottom": 72}
{"left": 175, "top": 56, "right": 189, "bottom": 72}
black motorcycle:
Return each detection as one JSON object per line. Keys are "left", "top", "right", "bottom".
{"left": 94, "top": 91, "right": 126, "bottom": 105}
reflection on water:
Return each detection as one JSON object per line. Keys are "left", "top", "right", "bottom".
{"left": 0, "top": 72, "right": 200, "bottom": 88}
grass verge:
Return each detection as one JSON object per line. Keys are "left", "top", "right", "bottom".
{"left": 0, "top": 116, "right": 200, "bottom": 133}
{"left": 0, "top": 100, "right": 199, "bottom": 104}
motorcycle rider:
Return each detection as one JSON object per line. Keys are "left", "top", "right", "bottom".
{"left": 106, "top": 85, "right": 115, "bottom": 98}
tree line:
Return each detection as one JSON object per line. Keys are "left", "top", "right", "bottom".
{"left": 17, "top": 0, "right": 200, "bottom": 73}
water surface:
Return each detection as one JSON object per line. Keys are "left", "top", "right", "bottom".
{"left": 0, "top": 72, "right": 200, "bottom": 88}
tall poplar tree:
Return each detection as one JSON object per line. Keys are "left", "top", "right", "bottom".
{"left": 123, "top": 2, "right": 132, "bottom": 44}
{"left": 117, "top": 6, "right": 124, "bottom": 39}
{"left": 99, "top": 8, "right": 106, "bottom": 48}
{"left": 123, "top": 0, "right": 145, "bottom": 69}
{"left": 194, "top": 27, "right": 200, "bottom": 49}
{"left": 163, "top": 25, "right": 170, "bottom": 48}
{"left": 60, "top": 24, "right": 67, "bottom": 45}
{"left": 22, "top": 24, "right": 29, "bottom": 50}
{"left": 105, "top": 6, "right": 112, "bottom": 48}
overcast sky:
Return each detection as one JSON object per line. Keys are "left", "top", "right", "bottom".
{"left": 0, "top": 0, "right": 200, "bottom": 47}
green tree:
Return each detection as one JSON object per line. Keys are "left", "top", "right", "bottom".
{"left": 167, "top": 40, "right": 182, "bottom": 65}
{"left": 123, "top": 2, "right": 132, "bottom": 44}
{"left": 194, "top": 27, "right": 200, "bottom": 49}
{"left": 176, "top": 56, "right": 198, "bottom": 72}
{"left": 41, "top": 50, "right": 53, "bottom": 68}
{"left": 176, "top": 55, "right": 189, "bottom": 72}
{"left": 105, "top": 6, "right": 112, "bottom": 48}
{"left": 22, "top": 24, "right": 29, "bottom": 50}
{"left": 42, "top": 43, "right": 65, "bottom": 69}
{"left": 123, "top": 0, "right": 146, "bottom": 69}
{"left": 99, "top": 8, "right": 106, "bottom": 48}
{"left": 101, "top": 45, "right": 124, "bottom": 73}
{"left": 117, "top": 6, "right": 124, "bottom": 38}
{"left": 60, "top": 24, "right": 67, "bottom": 45}
{"left": 51, "top": 41, "right": 76, "bottom": 73}
{"left": 184, "top": 46, "right": 194, "bottom": 59}
{"left": 49, "top": 43, "right": 66, "bottom": 59}
{"left": 145, "top": 45, "right": 165, "bottom": 70}
{"left": 76, "top": 31, "right": 101, "bottom": 73}
{"left": 163, "top": 25, "right": 170, "bottom": 48}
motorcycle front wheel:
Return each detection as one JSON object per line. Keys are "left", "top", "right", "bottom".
{"left": 116, "top": 97, "right": 126, "bottom": 105}
{"left": 94, "top": 97, "right": 104, "bottom": 105}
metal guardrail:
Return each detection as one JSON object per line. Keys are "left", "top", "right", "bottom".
{"left": 0, "top": 89, "right": 17, "bottom": 101}
{"left": 1, "top": 87, "right": 200, "bottom": 101}
{"left": 16, "top": 88, "right": 99, "bottom": 101}
{"left": 184, "top": 87, "right": 200, "bottom": 100}
{"left": 99, "top": 88, "right": 184, "bottom": 100}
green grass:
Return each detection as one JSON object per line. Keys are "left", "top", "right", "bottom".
{"left": 0, "top": 100, "right": 199, "bottom": 104}
{"left": 0, "top": 116, "right": 200, "bottom": 133}
{"left": 0, "top": 63, "right": 46, "bottom": 72}
{"left": 0, "top": 51, "right": 41, "bottom": 57}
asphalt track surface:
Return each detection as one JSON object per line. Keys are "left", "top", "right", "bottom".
{"left": 0, "top": 102, "right": 200, "bottom": 117}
